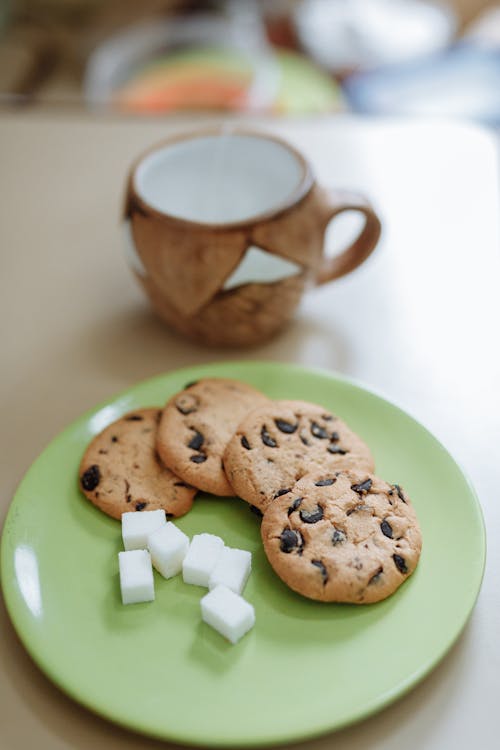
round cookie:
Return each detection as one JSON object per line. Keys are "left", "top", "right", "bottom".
{"left": 223, "top": 400, "right": 375, "bottom": 512}
{"left": 156, "top": 378, "right": 268, "bottom": 496}
{"left": 261, "top": 470, "right": 422, "bottom": 604}
{"left": 79, "top": 408, "right": 196, "bottom": 520}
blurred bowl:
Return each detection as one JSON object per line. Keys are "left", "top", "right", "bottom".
{"left": 84, "top": 15, "right": 279, "bottom": 114}
{"left": 293, "top": 0, "right": 457, "bottom": 75}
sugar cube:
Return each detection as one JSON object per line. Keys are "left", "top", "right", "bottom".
{"left": 118, "top": 550, "right": 155, "bottom": 605}
{"left": 208, "top": 547, "right": 251, "bottom": 594}
{"left": 147, "top": 522, "right": 189, "bottom": 579}
{"left": 182, "top": 533, "right": 224, "bottom": 586}
{"left": 201, "top": 585, "right": 255, "bottom": 644}
{"left": 122, "top": 509, "right": 166, "bottom": 550}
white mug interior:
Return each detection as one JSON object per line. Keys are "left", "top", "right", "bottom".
{"left": 134, "top": 133, "right": 306, "bottom": 225}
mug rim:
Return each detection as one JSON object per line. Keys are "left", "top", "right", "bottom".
{"left": 127, "top": 128, "right": 315, "bottom": 230}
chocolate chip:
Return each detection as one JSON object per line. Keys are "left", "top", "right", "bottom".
{"left": 249, "top": 505, "right": 263, "bottom": 519}
{"left": 369, "top": 567, "right": 383, "bottom": 585}
{"left": 393, "top": 554, "right": 408, "bottom": 574}
{"left": 314, "top": 478, "right": 336, "bottom": 486}
{"left": 322, "top": 414, "right": 334, "bottom": 421}
{"left": 380, "top": 519, "right": 393, "bottom": 538}
{"left": 111, "top": 435, "right": 118, "bottom": 443}
{"left": 261, "top": 425, "right": 277, "bottom": 448}
{"left": 329, "top": 431, "right": 340, "bottom": 442}
{"left": 311, "top": 559, "right": 329, "bottom": 584}
{"left": 393, "top": 484, "right": 407, "bottom": 503}
{"left": 332, "top": 528, "right": 346, "bottom": 545}
{"left": 135, "top": 502, "right": 147, "bottom": 511}
{"left": 279, "top": 528, "right": 303, "bottom": 553}
{"left": 299, "top": 505, "right": 323, "bottom": 523}
{"left": 351, "top": 478, "right": 372, "bottom": 494}
{"left": 311, "top": 421, "right": 329, "bottom": 439}
{"left": 299, "top": 431, "right": 310, "bottom": 446}
{"left": 188, "top": 429, "right": 204, "bottom": 451}
{"left": 287, "top": 497, "right": 303, "bottom": 515}
{"left": 126, "top": 495, "right": 132, "bottom": 503}
{"left": 175, "top": 394, "right": 199, "bottom": 415}
{"left": 241, "top": 435, "right": 251, "bottom": 450}
{"left": 184, "top": 380, "right": 198, "bottom": 388}
{"left": 274, "top": 419, "right": 298, "bottom": 434}
{"left": 274, "top": 488, "right": 291, "bottom": 499}
{"left": 125, "top": 415, "right": 143, "bottom": 421}
{"left": 190, "top": 454, "right": 207, "bottom": 463}
{"left": 98, "top": 449, "right": 107, "bottom": 455}
{"left": 81, "top": 465, "right": 100, "bottom": 491}
{"left": 327, "top": 445, "right": 347, "bottom": 455}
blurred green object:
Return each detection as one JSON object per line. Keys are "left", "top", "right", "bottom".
{"left": 274, "top": 50, "right": 344, "bottom": 114}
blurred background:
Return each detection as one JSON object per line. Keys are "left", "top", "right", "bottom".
{"left": 0, "top": 0, "right": 499, "bottom": 126}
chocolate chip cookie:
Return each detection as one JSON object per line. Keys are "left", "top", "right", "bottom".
{"left": 261, "top": 470, "right": 422, "bottom": 603}
{"left": 223, "top": 400, "right": 375, "bottom": 512}
{"left": 156, "top": 378, "right": 268, "bottom": 496}
{"left": 79, "top": 408, "right": 196, "bottom": 520}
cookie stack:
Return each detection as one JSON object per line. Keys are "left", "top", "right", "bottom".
{"left": 80, "top": 378, "right": 422, "bottom": 604}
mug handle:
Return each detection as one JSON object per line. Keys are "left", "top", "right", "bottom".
{"left": 316, "top": 189, "right": 382, "bottom": 285}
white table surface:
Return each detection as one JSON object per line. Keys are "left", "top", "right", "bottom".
{"left": 0, "top": 112, "right": 499, "bottom": 749}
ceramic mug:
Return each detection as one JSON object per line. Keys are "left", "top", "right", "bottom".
{"left": 124, "top": 130, "right": 381, "bottom": 347}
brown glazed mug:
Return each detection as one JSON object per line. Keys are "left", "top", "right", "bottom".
{"left": 124, "top": 129, "right": 381, "bottom": 347}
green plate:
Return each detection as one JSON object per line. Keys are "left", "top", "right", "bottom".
{"left": 1, "top": 362, "right": 485, "bottom": 747}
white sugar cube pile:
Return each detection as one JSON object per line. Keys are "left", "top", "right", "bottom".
{"left": 148, "top": 522, "right": 189, "bottom": 579}
{"left": 182, "top": 533, "right": 225, "bottom": 586}
{"left": 201, "top": 585, "right": 255, "bottom": 644}
{"left": 118, "top": 550, "right": 155, "bottom": 605}
{"left": 209, "top": 547, "right": 251, "bottom": 595}
{"left": 117, "top": 511, "right": 255, "bottom": 644}
{"left": 122, "top": 509, "right": 166, "bottom": 550}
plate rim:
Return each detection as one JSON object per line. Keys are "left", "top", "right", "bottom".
{"left": 0, "top": 361, "right": 487, "bottom": 747}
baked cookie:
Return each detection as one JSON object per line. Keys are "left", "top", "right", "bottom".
{"left": 223, "top": 400, "right": 375, "bottom": 512}
{"left": 156, "top": 378, "right": 268, "bottom": 496}
{"left": 261, "top": 470, "right": 422, "bottom": 604}
{"left": 79, "top": 408, "right": 196, "bottom": 520}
